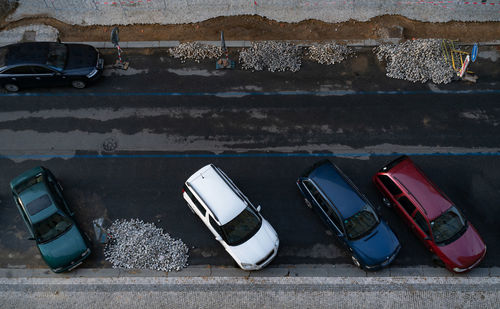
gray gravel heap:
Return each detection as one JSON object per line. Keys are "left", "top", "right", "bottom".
{"left": 307, "top": 43, "right": 354, "bottom": 65}
{"left": 104, "top": 218, "right": 189, "bottom": 272}
{"left": 169, "top": 42, "right": 223, "bottom": 63}
{"left": 374, "top": 39, "right": 456, "bottom": 84}
{"left": 239, "top": 41, "right": 302, "bottom": 72}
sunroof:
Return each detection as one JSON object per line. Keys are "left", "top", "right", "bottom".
{"left": 26, "top": 194, "right": 52, "bottom": 216}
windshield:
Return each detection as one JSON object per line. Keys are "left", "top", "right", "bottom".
{"left": 220, "top": 206, "right": 262, "bottom": 246}
{"left": 33, "top": 212, "right": 73, "bottom": 243}
{"left": 46, "top": 43, "right": 67, "bottom": 69}
{"left": 431, "top": 206, "right": 467, "bottom": 245}
{"left": 344, "top": 205, "right": 379, "bottom": 240}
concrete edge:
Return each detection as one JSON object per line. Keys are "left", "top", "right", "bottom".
{"left": 1, "top": 40, "right": 500, "bottom": 48}
{"left": 0, "top": 265, "right": 498, "bottom": 279}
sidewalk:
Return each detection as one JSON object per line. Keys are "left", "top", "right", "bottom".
{"left": 1, "top": 266, "right": 499, "bottom": 308}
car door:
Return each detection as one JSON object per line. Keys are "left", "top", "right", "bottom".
{"left": 31, "top": 65, "right": 65, "bottom": 87}
{"left": 1, "top": 65, "right": 39, "bottom": 87}
{"left": 303, "top": 180, "right": 347, "bottom": 247}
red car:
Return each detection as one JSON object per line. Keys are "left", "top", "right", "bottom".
{"left": 373, "top": 156, "right": 486, "bottom": 273}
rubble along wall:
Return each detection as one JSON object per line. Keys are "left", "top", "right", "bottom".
{"left": 7, "top": 0, "right": 500, "bottom": 25}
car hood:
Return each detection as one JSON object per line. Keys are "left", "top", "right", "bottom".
{"left": 38, "top": 225, "right": 88, "bottom": 269}
{"left": 228, "top": 219, "right": 278, "bottom": 264}
{"left": 65, "top": 44, "right": 98, "bottom": 70}
{"left": 437, "top": 224, "right": 486, "bottom": 269}
{"left": 349, "top": 221, "right": 400, "bottom": 266}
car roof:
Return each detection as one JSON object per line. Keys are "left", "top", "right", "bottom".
{"left": 10, "top": 166, "right": 57, "bottom": 223}
{"left": 2, "top": 42, "right": 53, "bottom": 66}
{"left": 307, "top": 161, "right": 366, "bottom": 219}
{"left": 18, "top": 182, "right": 58, "bottom": 223}
{"left": 186, "top": 164, "right": 246, "bottom": 225}
{"left": 387, "top": 157, "right": 452, "bottom": 220}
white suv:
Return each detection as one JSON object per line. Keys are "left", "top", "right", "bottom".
{"left": 183, "top": 164, "right": 279, "bottom": 270}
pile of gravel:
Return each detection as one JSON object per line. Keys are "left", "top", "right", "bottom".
{"left": 374, "top": 39, "right": 456, "bottom": 84}
{"left": 239, "top": 41, "right": 302, "bottom": 72}
{"left": 307, "top": 43, "right": 354, "bottom": 65}
{"left": 169, "top": 42, "right": 223, "bottom": 63}
{"left": 104, "top": 218, "right": 189, "bottom": 272}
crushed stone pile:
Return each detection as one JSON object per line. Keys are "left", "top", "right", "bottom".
{"left": 104, "top": 218, "right": 189, "bottom": 272}
{"left": 239, "top": 41, "right": 302, "bottom": 72}
{"left": 169, "top": 42, "right": 223, "bottom": 63}
{"left": 374, "top": 39, "right": 455, "bottom": 84}
{"left": 307, "top": 43, "right": 354, "bottom": 65}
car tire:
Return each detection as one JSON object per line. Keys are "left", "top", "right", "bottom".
{"left": 352, "top": 255, "right": 361, "bottom": 268}
{"left": 71, "top": 80, "right": 86, "bottom": 89}
{"left": 304, "top": 198, "right": 312, "bottom": 209}
{"left": 4, "top": 83, "right": 19, "bottom": 92}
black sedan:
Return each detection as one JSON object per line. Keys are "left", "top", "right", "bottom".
{"left": 0, "top": 42, "right": 103, "bottom": 92}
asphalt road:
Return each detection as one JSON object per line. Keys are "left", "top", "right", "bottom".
{"left": 0, "top": 48, "right": 499, "bottom": 270}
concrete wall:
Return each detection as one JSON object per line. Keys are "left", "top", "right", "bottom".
{"left": 7, "top": 0, "right": 500, "bottom": 25}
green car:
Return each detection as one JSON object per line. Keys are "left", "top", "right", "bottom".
{"left": 10, "top": 166, "right": 91, "bottom": 273}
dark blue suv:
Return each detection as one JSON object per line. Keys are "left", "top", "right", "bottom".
{"left": 296, "top": 160, "right": 400, "bottom": 270}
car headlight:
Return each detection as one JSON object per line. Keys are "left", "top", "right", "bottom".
{"left": 87, "top": 68, "right": 99, "bottom": 78}
{"left": 453, "top": 267, "right": 468, "bottom": 273}
{"left": 240, "top": 262, "right": 254, "bottom": 268}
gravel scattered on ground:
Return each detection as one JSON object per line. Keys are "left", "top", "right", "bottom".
{"left": 307, "top": 43, "right": 354, "bottom": 65}
{"left": 239, "top": 41, "right": 302, "bottom": 72}
{"left": 374, "top": 39, "right": 456, "bottom": 84}
{"left": 168, "top": 42, "right": 223, "bottom": 63}
{"left": 104, "top": 218, "right": 189, "bottom": 272}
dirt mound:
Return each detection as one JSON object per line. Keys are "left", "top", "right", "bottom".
{"left": 1, "top": 15, "right": 499, "bottom": 43}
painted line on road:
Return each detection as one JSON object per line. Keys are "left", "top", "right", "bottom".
{"left": 1, "top": 89, "right": 500, "bottom": 98}
{"left": 2, "top": 152, "right": 500, "bottom": 160}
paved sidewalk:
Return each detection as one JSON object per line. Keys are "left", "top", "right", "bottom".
{"left": 1, "top": 266, "right": 499, "bottom": 308}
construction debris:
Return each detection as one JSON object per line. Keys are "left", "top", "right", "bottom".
{"left": 104, "top": 218, "right": 189, "bottom": 272}
{"left": 239, "top": 41, "right": 302, "bottom": 72}
{"left": 307, "top": 43, "right": 354, "bottom": 65}
{"left": 169, "top": 42, "right": 223, "bottom": 63}
{"left": 374, "top": 39, "right": 456, "bottom": 84}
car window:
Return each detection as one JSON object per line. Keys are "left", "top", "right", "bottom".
{"left": 414, "top": 211, "right": 430, "bottom": 235}
{"left": 220, "top": 206, "right": 262, "bottom": 246}
{"left": 378, "top": 175, "right": 402, "bottom": 196}
{"left": 398, "top": 196, "right": 416, "bottom": 215}
{"left": 184, "top": 185, "right": 206, "bottom": 216}
{"left": 33, "top": 211, "right": 73, "bottom": 243}
{"left": 209, "top": 215, "right": 223, "bottom": 236}
{"left": 47, "top": 43, "right": 67, "bottom": 69}
{"left": 430, "top": 206, "right": 467, "bottom": 245}
{"left": 304, "top": 180, "right": 342, "bottom": 230}
{"left": 344, "top": 205, "right": 379, "bottom": 240}
{"left": 31, "top": 66, "right": 54, "bottom": 74}
{"left": 3, "top": 66, "right": 34, "bottom": 74}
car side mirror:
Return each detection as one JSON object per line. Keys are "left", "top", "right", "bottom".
{"left": 424, "top": 236, "right": 431, "bottom": 241}
{"left": 27, "top": 237, "right": 35, "bottom": 241}
{"left": 215, "top": 235, "right": 222, "bottom": 241}
{"left": 256, "top": 205, "right": 261, "bottom": 212}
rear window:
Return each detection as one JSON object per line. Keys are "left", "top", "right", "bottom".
{"left": 378, "top": 175, "right": 402, "bottom": 196}
{"left": 26, "top": 194, "right": 52, "bottom": 216}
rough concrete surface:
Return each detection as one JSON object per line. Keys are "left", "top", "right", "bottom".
{"left": 7, "top": 0, "right": 500, "bottom": 26}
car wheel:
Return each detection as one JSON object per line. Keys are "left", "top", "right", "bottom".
{"left": 304, "top": 198, "right": 312, "bottom": 209}
{"left": 71, "top": 80, "right": 86, "bottom": 89}
{"left": 352, "top": 255, "right": 361, "bottom": 268}
{"left": 4, "top": 83, "right": 19, "bottom": 92}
